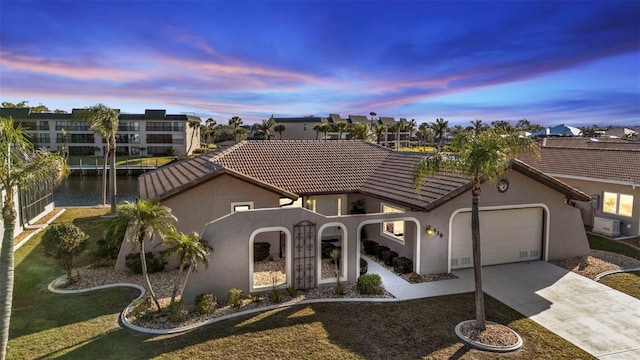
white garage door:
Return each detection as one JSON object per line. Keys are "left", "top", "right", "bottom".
{"left": 450, "top": 207, "right": 543, "bottom": 270}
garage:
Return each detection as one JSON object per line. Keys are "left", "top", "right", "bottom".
{"left": 450, "top": 207, "right": 544, "bottom": 270}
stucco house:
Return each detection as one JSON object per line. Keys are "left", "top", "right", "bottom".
{"left": 520, "top": 137, "right": 640, "bottom": 238}
{"left": 117, "top": 140, "right": 590, "bottom": 301}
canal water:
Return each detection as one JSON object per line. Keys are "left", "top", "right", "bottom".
{"left": 53, "top": 176, "right": 140, "bottom": 206}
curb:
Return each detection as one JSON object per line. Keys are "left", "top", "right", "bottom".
{"left": 594, "top": 267, "right": 640, "bottom": 282}
{"left": 47, "top": 276, "right": 400, "bottom": 335}
{"left": 454, "top": 320, "right": 523, "bottom": 352}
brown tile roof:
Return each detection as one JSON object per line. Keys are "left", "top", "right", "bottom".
{"left": 348, "top": 115, "right": 369, "bottom": 124}
{"left": 520, "top": 142, "right": 640, "bottom": 185}
{"left": 538, "top": 137, "right": 640, "bottom": 150}
{"left": 140, "top": 140, "right": 590, "bottom": 210}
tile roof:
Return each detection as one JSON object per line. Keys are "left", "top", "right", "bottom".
{"left": 537, "top": 137, "right": 640, "bottom": 150}
{"left": 140, "top": 140, "right": 590, "bottom": 210}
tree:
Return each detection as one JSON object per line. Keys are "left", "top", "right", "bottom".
{"left": 404, "top": 119, "right": 417, "bottom": 147}
{"left": 468, "top": 120, "right": 489, "bottom": 134}
{"left": 315, "top": 123, "right": 331, "bottom": 140}
{"left": 162, "top": 231, "right": 212, "bottom": 306}
{"left": 416, "top": 123, "right": 434, "bottom": 150}
{"left": 274, "top": 123, "right": 286, "bottom": 140}
{"left": 185, "top": 119, "right": 201, "bottom": 155}
{"left": 0, "top": 117, "right": 68, "bottom": 360}
{"left": 255, "top": 117, "right": 276, "bottom": 140}
{"left": 229, "top": 116, "right": 243, "bottom": 143}
{"left": 347, "top": 123, "right": 371, "bottom": 141}
{"left": 205, "top": 117, "right": 217, "bottom": 145}
{"left": 335, "top": 121, "right": 349, "bottom": 140}
{"left": 414, "top": 128, "right": 539, "bottom": 331}
{"left": 115, "top": 199, "right": 176, "bottom": 312}
{"left": 41, "top": 222, "right": 89, "bottom": 283}
{"left": 430, "top": 118, "right": 449, "bottom": 152}
{"left": 75, "top": 104, "right": 119, "bottom": 213}
{"left": 373, "top": 124, "right": 388, "bottom": 145}
{"left": 491, "top": 120, "right": 514, "bottom": 133}
{"left": 369, "top": 111, "right": 377, "bottom": 129}
{"left": 515, "top": 119, "right": 543, "bottom": 133}
{"left": 1, "top": 101, "right": 62, "bottom": 113}
{"left": 388, "top": 123, "right": 401, "bottom": 149}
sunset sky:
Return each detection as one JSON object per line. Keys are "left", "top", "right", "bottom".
{"left": 1, "top": 1, "right": 638, "bottom": 127}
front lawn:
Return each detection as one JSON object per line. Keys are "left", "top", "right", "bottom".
{"left": 599, "top": 271, "right": 640, "bottom": 300}
{"left": 6, "top": 207, "right": 594, "bottom": 359}
{"left": 588, "top": 233, "right": 640, "bottom": 260}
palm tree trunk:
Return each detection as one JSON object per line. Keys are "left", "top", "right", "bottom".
{"left": 170, "top": 264, "right": 185, "bottom": 305}
{"left": 139, "top": 236, "right": 161, "bottom": 311}
{"left": 178, "top": 265, "right": 193, "bottom": 302}
{"left": 0, "top": 194, "right": 17, "bottom": 360}
{"left": 471, "top": 181, "right": 486, "bottom": 330}
{"left": 109, "top": 140, "right": 117, "bottom": 214}
{"left": 101, "top": 148, "right": 108, "bottom": 207}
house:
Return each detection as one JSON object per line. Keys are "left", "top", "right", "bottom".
{"left": 531, "top": 124, "right": 582, "bottom": 138}
{"left": 0, "top": 108, "right": 201, "bottom": 157}
{"left": 519, "top": 137, "right": 640, "bottom": 238}
{"left": 117, "top": 140, "right": 590, "bottom": 300}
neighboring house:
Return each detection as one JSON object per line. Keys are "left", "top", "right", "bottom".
{"left": 520, "top": 137, "right": 640, "bottom": 238}
{"left": 531, "top": 124, "right": 582, "bottom": 138}
{"left": 117, "top": 140, "right": 590, "bottom": 300}
{"left": 0, "top": 108, "right": 201, "bottom": 157}
{"left": 602, "top": 127, "right": 638, "bottom": 140}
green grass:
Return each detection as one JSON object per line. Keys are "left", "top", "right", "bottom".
{"left": 599, "top": 271, "right": 640, "bottom": 300}
{"left": 6, "top": 207, "right": 594, "bottom": 359}
{"left": 66, "top": 155, "right": 175, "bottom": 167}
{"left": 588, "top": 233, "right": 640, "bottom": 260}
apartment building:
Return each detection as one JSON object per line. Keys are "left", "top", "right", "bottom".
{"left": 0, "top": 108, "right": 201, "bottom": 157}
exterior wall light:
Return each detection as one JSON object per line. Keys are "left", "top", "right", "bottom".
{"left": 425, "top": 225, "right": 436, "bottom": 236}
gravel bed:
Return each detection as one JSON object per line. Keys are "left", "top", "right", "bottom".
{"left": 365, "top": 255, "right": 457, "bottom": 283}
{"left": 550, "top": 249, "right": 640, "bottom": 280}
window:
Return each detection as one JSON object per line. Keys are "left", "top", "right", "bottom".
{"left": 231, "top": 202, "right": 253, "bottom": 212}
{"left": 146, "top": 121, "right": 172, "bottom": 131}
{"left": 381, "top": 203, "right": 405, "bottom": 242}
{"left": 603, "top": 192, "right": 634, "bottom": 217}
{"left": 173, "top": 122, "right": 184, "bottom": 132}
{"left": 146, "top": 134, "right": 172, "bottom": 143}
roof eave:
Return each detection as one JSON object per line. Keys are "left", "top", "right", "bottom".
{"left": 510, "top": 159, "right": 591, "bottom": 202}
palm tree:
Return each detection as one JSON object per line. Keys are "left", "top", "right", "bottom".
{"left": 347, "top": 123, "right": 372, "bottom": 141}
{"left": 163, "top": 231, "right": 212, "bottom": 306}
{"left": 205, "top": 117, "right": 216, "bottom": 146}
{"left": 468, "top": 119, "right": 488, "bottom": 134}
{"left": 229, "top": 116, "right": 243, "bottom": 143}
{"left": 414, "top": 128, "right": 539, "bottom": 331}
{"left": 312, "top": 123, "right": 322, "bottom": 140}
{"left": 336, "top": 121, "right": 349, "bottom": 140}
{"left": 369, "top": 111, "right": 377, "bottom": 129}
{"left": 0, "top": 117, "right": 68, "bottom": 360}
{"left": 274, "top": 123, "right": 286, "bottom": 140}
{"left": 314, "top": 123, "right": 330, "bottom": 140}
{"left": 430, "top": 118, "right": 449, "bottom": 152}
{"left": 373, "top": 124, "right": 388, "bottom": 145}
{"left": 185, "top": 119, "right": 201, "bottom": 155}
{"left": 115, "top": 199, "right": 176, "bottom": 312}
{"left": 255, "top": 118, "right": 276, "bottom": 140}
{"left": 76, "top": 104, "right": 119, "bottom": 213}
{"left": 491, "top": 120, "right": 514, "bottom": 133}
{"left": 416, "top": 123, "right": 434, "bottom": 151}
{"left": 404, "top": 119, "right": 417, "bottom": 148}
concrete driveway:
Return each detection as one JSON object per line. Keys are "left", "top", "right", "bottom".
{"left": 453, "top": 261, "right": 640, "bottom": 359}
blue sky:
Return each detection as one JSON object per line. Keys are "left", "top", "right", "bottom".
{"left": 1, "top": 1, "right": 638, "bottom": 127}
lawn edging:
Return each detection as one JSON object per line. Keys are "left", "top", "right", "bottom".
{"left": 47, "top": 275, "right": 400, "bottom": 335}
{"left": 594, "top": 267, "right": 640, "bottom": 282}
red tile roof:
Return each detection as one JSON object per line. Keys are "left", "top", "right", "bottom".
{"left": 140, "top": 140, "right": 590, "bottom": 210}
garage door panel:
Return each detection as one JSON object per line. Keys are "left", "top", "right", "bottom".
{"left": 451, "top": 208, "right": 543, "bottom": 269}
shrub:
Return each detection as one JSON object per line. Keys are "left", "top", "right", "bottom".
{"left": 393, "top": 257, "right": 413, "bottom": 274}
{"left": 374, "top": 245, "right": 390, "bottom": 260}
{"left": 125, "top": 252, "right": 166, "bottom": 274}
{"left": 41, "top": 222, "right": 89, "bottom": 282}
{"left": 130, "top": 297, "right": 154, "bottom": 321}
{"left": 334, "top": 283, "right": 346, "bottom": 295}
{"left": 254, "top": 242, "right": 271, "bottom": 261}
{"left": 195, "top": 293, "right": 217, "bottom": 315}
{"left": 360, "top": 258, "right": 368, "bottom": 275}
{"left": 362, "top": 240, "right": 378, "bottom": 255}
{"left": 321, "top": 242, "right": 336, "bottom": 259}
{"left": 381, "top": 250, "right": 399, "bottom": 266}
{"left": 357, "top": 274, "right": 382, "bottom": 295}
{"left": 269, "top": 289, "right": 282, "bottom": 303}
{"left": 227, "top": 288, "right": 244, "bottom": 307}
{"left": 406, "top": 272, "right": 423, "bottom": 283}
{"left": 286, "top": 286, "right": 298, "bottom": 298}
{"left": 166, "top": 301, "right": 188, "bottom": 322}
{"left": 249, "top": 294, "right": 262, "bottom": 303}
{"left": 95, "top": 216, "right": 128, "bottom": 261}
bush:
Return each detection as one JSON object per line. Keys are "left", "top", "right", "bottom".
{"left": 249, "top": 294, "right": 262, "bottom": 303}
{"left": 374, "top": 245, "right": 390, "bottom": 260}
{"left": 227, "top": 288, "right": 244, "bottom": 307}
{"left": 381, "top": 250, "right": 399, "bottom": 266}
{"left": 269, "top": 289, "right": 282, "bottom": 303}
{"left": 321, "top": 242, "right": 336, "bottom": 259}
{"left": 357, "top": 274, "right": 382, "bottom": 295}
{"left": 360, "top": 258, "right": 368, "bottom": 275}
{"left": 254, "top": 242, "right": 271, "bottom": 261}
{"left": 95, "top": 216, "right": 128, "bottom": 261}
{"left": 362, "top": 240, "right": 378, "bottom": 255}
{"left": 195, "top": 293, "right": 217, "bottom": 315}
{"left": 166, "top": 301, "right": 188, "bottom": 322}
{"left": 125, "top": 252, "right": 166, "bottom": 274}
{"left": 393, "top": 257, "right": 413, "bottom": 274}
{"left": 41, "top": 222, "right": 89, "bottom": 282}
{"left": 286, "top": 286, "right": 298, "bottom": 298}
{"left": 130, "top": 297, "right": 154, "bottom": 321}
{"left": 334, "top": 283, "right": 346, "bottom": 295}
